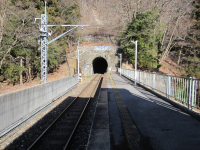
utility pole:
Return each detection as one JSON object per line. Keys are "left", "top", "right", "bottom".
{"left": 131, "top": 40, "right": 137, "bottom": 86}
{"left": 77, "top": 40, "right": 80, "bottom": 81}
{"left": 119, "top": 54, "right": 122, "bottom": 76}
{"left": 35, "top": 1, "right": 88, "bottom": 84}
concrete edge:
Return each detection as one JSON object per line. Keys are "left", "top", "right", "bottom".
{"left": 120, "top": 74, "right": 200, "bottom": 122}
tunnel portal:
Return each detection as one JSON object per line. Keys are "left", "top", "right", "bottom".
{"left": 93, "top": 57, "right": 108, "bottom": 74}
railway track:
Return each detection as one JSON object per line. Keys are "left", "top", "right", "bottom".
{"left": 27, "top": 74, "right": 102, "bottom": 150}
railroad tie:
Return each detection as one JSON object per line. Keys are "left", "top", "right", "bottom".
{"left": 108, "top": 73, "right": 142, "bottom": 150}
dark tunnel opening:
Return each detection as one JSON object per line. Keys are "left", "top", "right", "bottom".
{"left": 93, "top": 57, "right": 108, "bottom": 74}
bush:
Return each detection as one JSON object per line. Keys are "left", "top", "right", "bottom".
{"left": 119, "top": 7, "right": 163, "bottom": 70}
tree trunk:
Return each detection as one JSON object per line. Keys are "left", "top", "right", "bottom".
{"left": 0, "top": 0, "right": 7, "bottom": 44}
{"left": 126, "top": 61, "right": 128, "bottom": 69}
{"left": 20, "top": 57, "right": 23, "bottom": 85}
{"left": 160, "top": 17, "right": 180, "bottom": 64}
{"left": 29, "top": 64, "right": 32, "bottom": 82}
{"left": 0, "top": 39, "right": 17, "bottom": 68}
{"left": 177, "top": 50, "right": 182, "bottom": 65}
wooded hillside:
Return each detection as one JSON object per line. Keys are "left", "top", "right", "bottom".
{"left": 0, "top": 0, "right": 199, "bottom": 86}
{"left": 79, "top": 0, "right": 200, "bottom": 78}
{"left": 0, "top": 0, "right": 80, "bottom": 85}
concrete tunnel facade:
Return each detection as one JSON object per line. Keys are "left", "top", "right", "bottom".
{"left": 78, "top": 46, "right": 120, "bottom": 76}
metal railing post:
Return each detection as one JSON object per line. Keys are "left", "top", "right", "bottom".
{"left": 168, "top": 75, "right": 171, "bottom": 99}
{"left": 197, "top": 80, "right": 200, "bottom": 109}
{"left": 152, "top": 72, "right": 155, "bottom": 91}
{"left": 131, "top": 70, "right": 133, "bottom": 80}
{"left": 166, "top": 75, "right": 168, "bottom": 98}
{"left": 139, "top": 71, "right": 141, "bottom": 83}
{"left": 191, "top": 77, "right": 195, "bottom": 110}
{"left": 77, "top": 43, "right": 79, "bottom": 82}
{"left": 188, "top": 77, "right": 192, "bottom": 109}
{"left": 166, "top": 75, "right": 171, "bottom": 99}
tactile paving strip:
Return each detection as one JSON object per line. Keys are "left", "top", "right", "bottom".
{"left": 108, "top": 73, "right": 142, "bottom": 150}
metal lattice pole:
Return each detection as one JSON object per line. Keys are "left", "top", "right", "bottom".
{"left": 34, "top": 1, "right": 88, "bottom": 84}
{"left": 40, "top": 2, "right": 48, "bottom": 83}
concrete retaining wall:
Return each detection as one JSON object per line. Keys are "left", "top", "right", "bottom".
{"left": 0, "top": 75, "right": 78, "bottom": 134}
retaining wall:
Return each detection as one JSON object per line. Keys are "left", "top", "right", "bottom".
{"left": 0, "top": 75, "right": 78, "bottom": 134}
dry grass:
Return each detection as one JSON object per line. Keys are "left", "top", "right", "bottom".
{"left": 159, "top": 58, "right": 183, "bottom": 77}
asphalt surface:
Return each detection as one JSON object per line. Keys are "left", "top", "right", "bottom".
{"left": 108, "top": 73, "right": 200, "bottom": 150}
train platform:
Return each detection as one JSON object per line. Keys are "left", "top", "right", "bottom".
{"left": 87, "top": 74, "right": 110, "bottom": 150}
{"left": 107, "top": 73, "right": 200, "bottom": 150}
{"left": 2, "top": 73, "right": 200, "bottom": 150}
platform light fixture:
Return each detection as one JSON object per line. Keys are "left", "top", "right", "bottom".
{"left": 119, "top": 54, "right": 122, "bottom": 76}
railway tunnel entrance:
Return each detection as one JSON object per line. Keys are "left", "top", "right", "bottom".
{"left": 93, "top": 57, "right": 108, "bottom": 74}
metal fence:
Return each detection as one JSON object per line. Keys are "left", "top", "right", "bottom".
{"left": 118, "top": 68, "right": 200, "bottom": 111}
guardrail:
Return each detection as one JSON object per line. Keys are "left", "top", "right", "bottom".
{"left": 118, "top": 68, "right": 200, "bottom": 112}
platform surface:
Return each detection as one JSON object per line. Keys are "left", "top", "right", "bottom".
{"left": 107, "top": 73, "right": 200, "bottom": 150}
{"left": 87, "top": 74, "right": 110, "bottom": 150}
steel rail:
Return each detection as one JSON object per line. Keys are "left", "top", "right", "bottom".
{"left": 27, "top": 74, "right": 102, "bottom": 150}
{"left": 63, "top": 74, "right": 102, "bottom": 149}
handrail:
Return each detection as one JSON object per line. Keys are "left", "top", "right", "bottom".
{"left": 118, "top": 68, "right": 200, "bottom": 112}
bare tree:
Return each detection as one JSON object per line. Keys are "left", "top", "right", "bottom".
{"left": 0, "top": 0, "right": 7, "bottom": 44}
